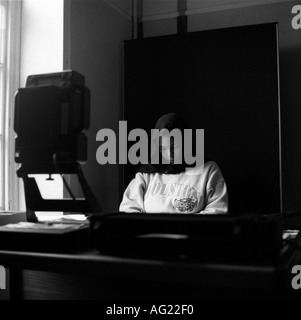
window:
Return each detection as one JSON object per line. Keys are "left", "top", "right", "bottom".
{"left": 1, "top": 0, "right": 65, "bottom": 215}
{"left": 0, "top": 2, "right": 6, "bottom": 208}
{"left": 0, "top": 0, "right": 22, "bottom": 211}
{"left": 19, "top": 0, "right": 64, "bottom": 219}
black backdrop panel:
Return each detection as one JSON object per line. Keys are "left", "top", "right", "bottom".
{"left": 123, "top": 23, "right": 281, "bottom": 214}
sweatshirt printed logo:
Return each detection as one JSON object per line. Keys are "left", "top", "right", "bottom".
{"left": 173, "top": 198, "right": 197, "bottom": 212}
{"left": 145, "top": 182, "right": 201, "bottom": 200}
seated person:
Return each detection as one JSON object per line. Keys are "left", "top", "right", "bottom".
{"left": 120, "top": 113, "right": 228, "bottom": 214}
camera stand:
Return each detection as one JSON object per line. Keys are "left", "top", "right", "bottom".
{"left": 17, "top": 163, "right": 102, "bottom": 223}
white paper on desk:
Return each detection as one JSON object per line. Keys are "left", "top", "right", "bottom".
{"left": 1, "top": 222, "right": 79, "bottom": 230}
{"left": 54, "top": 214, "right": 88, "bottom": 223}
{"left": 38, "top": 214, "right": 88, "bottom": 224}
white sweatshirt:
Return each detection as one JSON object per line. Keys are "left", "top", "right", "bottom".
{"left": 119, "top": 161, "right": 228, "bottom": 214}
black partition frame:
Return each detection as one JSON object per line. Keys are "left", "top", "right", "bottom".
{"left": 123, "top": 22, "right": 281, "bottom": 215}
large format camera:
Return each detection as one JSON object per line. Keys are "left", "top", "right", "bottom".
{"left": 14, "top": 70, "right": 90, "bottom": 172}
{"left": 14, "top": 70, "right": 101, "bottom": 222}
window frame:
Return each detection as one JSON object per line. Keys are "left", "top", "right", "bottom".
{"left": 1, "top": 0, "right": 22, "bottom": 211}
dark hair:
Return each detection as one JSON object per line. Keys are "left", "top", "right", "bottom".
{"left": 137, "top": 113, "right": 194, "bottom": 174}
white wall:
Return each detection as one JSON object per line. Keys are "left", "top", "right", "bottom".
{"left": 65, "top": 0, "right": 132, "bottom": 211}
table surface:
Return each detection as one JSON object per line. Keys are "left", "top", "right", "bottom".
{"left": 0, "top": 238, "right": 299, "bottom": 290}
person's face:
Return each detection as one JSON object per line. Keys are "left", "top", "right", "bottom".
{"left": 160, "top": 133, "right": 182, "bottom": 165}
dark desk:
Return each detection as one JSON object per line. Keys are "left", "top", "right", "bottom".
{"left": 0, "top": 240, "right": 300, "bottom": 300}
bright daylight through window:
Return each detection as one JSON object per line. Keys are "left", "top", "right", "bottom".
{"left": 0, "top": 0, "right": 22, "bottom": 211}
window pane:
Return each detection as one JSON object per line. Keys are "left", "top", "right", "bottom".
{"left": 0, "top": 3, "right": 6, "bottom": 135}
{"left": 0, "top": 69, "right": 3, "bottom": 134}
{"left": 0, "top": 4, "right": 6, "bottom": 64}
{"left": 0, "top": 0, "right": 22, "bottom": 211}
{"left": 0, "top": 1, "right": 6, "bottom": 209}
{"left": 0, "top": 136, "right": 3, "bottom": 209}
